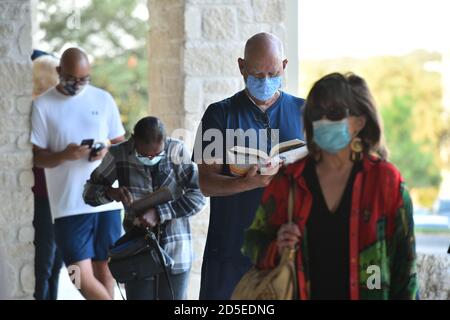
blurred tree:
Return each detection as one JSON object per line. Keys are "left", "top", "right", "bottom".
{"left": 381, "top": 95, "right": 441, "bottom": 188}
{"left": 300, "top": 51, "right": 445, "bottom": 197}
{"left": 37, "top": 0, "right": 149, "bottom": 133}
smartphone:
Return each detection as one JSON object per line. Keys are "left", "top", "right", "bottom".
{"left": 89, "top": 142, "right": 106, "bottom": 161}
{"left": 81, "top": 139, "right": 94, "bottom": 148}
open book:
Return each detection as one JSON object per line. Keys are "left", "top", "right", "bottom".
{"left": 227, "top": 139, "right": 308, "bottom": 176}
{"left": 129, "top": 187, "right": 173, "bottom": 216}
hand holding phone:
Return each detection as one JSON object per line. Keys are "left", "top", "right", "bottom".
{"left": 63, "top": 143, "right": 91, "bottom": 161}
{"left": 89, "top": 142, "right": 106, "bottom": 161}
{"left": 81, "top": 139, "right": 94, "bottom": 148}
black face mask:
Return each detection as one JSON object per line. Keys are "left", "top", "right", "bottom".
{"left": 59, "top": 76, "right": 90, "bottom": 96}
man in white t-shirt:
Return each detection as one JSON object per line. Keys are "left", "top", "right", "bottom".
{"left": 31, "top": 47, "right": 126, "bottom": 300}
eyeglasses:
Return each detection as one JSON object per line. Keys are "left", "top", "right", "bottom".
{"left": 253, "top": 110, "right": 272, "bottom": 142}
{"left": 61, "top": 75, "right": 91, "bottom": 86}
{"left": 307, "top": 106, "right": 350, "bottom": 122}
{"left": 244, "top": 66, "right": 282, "bottom": 79}
{"left": 136, "top": 149, "right": 165, "bottom": 160}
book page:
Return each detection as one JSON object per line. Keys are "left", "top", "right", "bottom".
{"left": 228, "top": 146, "right": 269, "bottom": 161}
{"left": 269, "top": 139, "right": 305, "bottom": 157}
{"left": 276, "top": 145, "right": 309, "bottom": 165}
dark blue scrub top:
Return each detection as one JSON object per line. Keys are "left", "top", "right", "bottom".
{"left": 193, "top": 90, "right": 305, "bottom": 261}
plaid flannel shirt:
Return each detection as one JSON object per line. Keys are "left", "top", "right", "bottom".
{"left": 83, "top": 137, "right": 206, "bottom": 274}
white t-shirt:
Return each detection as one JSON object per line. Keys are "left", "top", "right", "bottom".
{"left": 31, "top": 85, "right": 125, "bottom": 219}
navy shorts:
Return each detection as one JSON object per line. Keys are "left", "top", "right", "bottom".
{"left": 54, "top": 210, "right": 122, "bottom": 265}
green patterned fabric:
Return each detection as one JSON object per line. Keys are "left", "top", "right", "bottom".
{"left": 242, "top": 162, "right": 418, "bottom": 300}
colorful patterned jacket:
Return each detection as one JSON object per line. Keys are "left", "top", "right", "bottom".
{"left": 242, "top": 155, "right": 418, "bottom": 299}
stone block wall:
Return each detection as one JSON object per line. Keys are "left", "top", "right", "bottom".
{"left": 0, "top": 0, "right": 34, "bottom": 300}
{"left": 417, "top": 253, "right": 450, "bottom": 300}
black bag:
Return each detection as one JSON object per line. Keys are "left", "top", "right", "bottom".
{"left": 108, "top": 227, "right": 174, "bottom": 299}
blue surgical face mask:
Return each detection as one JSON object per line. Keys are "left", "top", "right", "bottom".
{"left": 246, "top": 75, "right": 282, "bottom": 101}
{"left": 135, "top": 151, "right": 165, "bottom": 166}
{"left": 313, "top": 119, "right": 351, "bottom": 154}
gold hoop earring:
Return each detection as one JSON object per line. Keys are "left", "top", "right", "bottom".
{"left": 350, "top": 136, "right": 363, "bottom": 161}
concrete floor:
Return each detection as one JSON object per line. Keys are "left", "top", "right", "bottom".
{"left": 56, "top": 233, "right": 449, "bottom": 300}
{"left": 57, "top": 267, "right": 125, "bottom": 300}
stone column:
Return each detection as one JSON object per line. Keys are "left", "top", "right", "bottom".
{"left": 417, "top": 253, "right": 450, "bottom": 300}
{"left": 148, "top": 0, "right": 186, "bottom": 134}
{"left": 0, "top": 0, "right": 35, "bottom": 299}
{"left": 148, "top": 0, "right": 290, "bottom": 299}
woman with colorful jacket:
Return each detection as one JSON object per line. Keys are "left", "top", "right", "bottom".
{"left": 242, "top": 72, "right": 418, "bottom": 300}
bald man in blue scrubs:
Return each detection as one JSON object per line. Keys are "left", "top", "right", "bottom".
{"left": 192, "top": 32, "right": 305, "bottom": 300}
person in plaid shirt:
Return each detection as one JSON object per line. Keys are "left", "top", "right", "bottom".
{"left": 83, "top": 116, "right": 206, "bottom": 299}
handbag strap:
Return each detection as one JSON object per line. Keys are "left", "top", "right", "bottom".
{"left": 279, "top": 176, "right": 298, "bottom": 259}
{"left": 155, "top": 226, "right": 160, "bottom": 300}
{"left": 288, "top": 176, "right": 294, "bottom": 224}
{"left": 288, "top": 175, "right": 299, "bottom": 299}
{"left": 281, "top": 176, "right": 296, "bottom": 264}
{"left": 147, "top": 227, "right": 175, "bottom": 300}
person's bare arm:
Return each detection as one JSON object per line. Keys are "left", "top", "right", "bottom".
{"left": 198, "top": 163, "right": 281, "bottom": 197}
{"left": 33, "top": 144, "right": 91, "bottom": 168}
{"left": 110, "top": 136, "right": 125, "bottom": 144}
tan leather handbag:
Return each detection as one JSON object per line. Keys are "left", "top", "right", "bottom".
{"left": 231, "top": 179, "right": 298, "bottom": 300}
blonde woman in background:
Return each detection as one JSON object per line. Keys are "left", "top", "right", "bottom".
{"left": 32, "top": 54, "right": 60, "bottom": 98}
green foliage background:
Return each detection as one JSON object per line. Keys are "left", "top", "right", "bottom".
{"left": 300, "top": 51, "right": 446, "bottom": 205}
{"left": 37, "top": 0, "right": 149, "bottom": 134}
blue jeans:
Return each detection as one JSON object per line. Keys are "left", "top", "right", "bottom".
{"left": 33, "top": 195, "right": 63, "bottom": 300}
{"left": 124, "top": 271, "right": 190, "bottom": 300}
